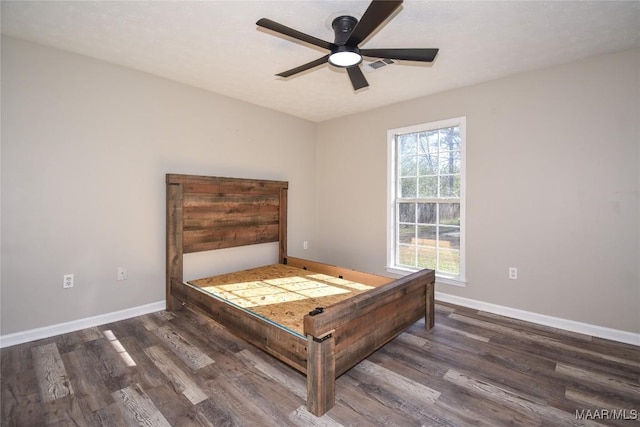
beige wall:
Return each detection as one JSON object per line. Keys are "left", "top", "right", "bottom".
{"left": 0, "top": 37, "right": 318, "bottom": 335}
{"left": 316, "top": 49, "right": 640, "bottom": 334}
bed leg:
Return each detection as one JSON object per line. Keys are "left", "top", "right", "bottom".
{"left": 426, "top": 279, "right": 435, "bottom": 330}
{"left": 307, "top": 334, "right": 335, "bottom": 416}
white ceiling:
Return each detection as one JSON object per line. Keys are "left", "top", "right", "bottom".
{"left": 2, "top": 1, "right": 639, "bottom": 122}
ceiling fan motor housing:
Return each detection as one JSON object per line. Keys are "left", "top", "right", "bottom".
{"left": 331, "top": 15, "right": 358, "bottom": 45}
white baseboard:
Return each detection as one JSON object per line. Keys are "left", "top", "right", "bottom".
{"left": 436, "top": 292, "right": 640, "bottom": 346}
{"left": 0, "top": 301, "right": 166, "bottom": 348}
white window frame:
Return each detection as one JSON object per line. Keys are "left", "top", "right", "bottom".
{"left": 387, "top": 117, "right": 467, "bottom": 286}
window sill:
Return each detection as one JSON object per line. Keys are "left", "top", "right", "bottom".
{"left": 386, "top": 266, "right": 467, "bottom": 287}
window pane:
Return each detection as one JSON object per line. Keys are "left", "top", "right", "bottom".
{"left": 398, "top": 224, "right": 415, "bottom": 244}
{"left": 398, "top": 203, "right": 415, "bottom": 223}
{"left": 426, "top": 130, "right": 440, "bottom": 153}
{"left": 439, "top": 203, "right": 460, "bottom": 226}
{"left": 417, "top": 246, "right": 437, "bottom": 269}
{"left": 439, "top": 226, "right": 460, "bottom": 250}
{"left": 439, "top": 175, "right": 460, "bottom": 198}
{"left": 439, "top": 127, "right": 460, "bottom": 151}
{"left": 418, "top": 132, "right": 437, "bottom": 156}
{"left": 418, "top": 154, "right": 438, "bottom": 175}
{"left": 398, "top": 245, "right": 416, "bottom": 267}
{"left": 399, "top": 155, "right": 417, "bottom": 176}
{"left": 417, "top": 225, "right": 437, "bottom": 246}
{"left": 398, "top": 134, "right": 416, "bottom": 155}
{"left": 417, "top": 203, "right": 436, "bottom": 224}
{"left": 438, "top": 249, "right": 460, "bottom": 275}
{"left": 418, "top": 176, "right": 437, "bottom": 198}
{"left": 400, "top": 178, "right": 417, "bottom": 197}
{"left": 438, "top": 151, "right": 461, "bottom": 174}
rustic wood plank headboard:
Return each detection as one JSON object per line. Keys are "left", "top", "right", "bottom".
{"left": 166, "top": 174, "right": 289, "bottom": 310}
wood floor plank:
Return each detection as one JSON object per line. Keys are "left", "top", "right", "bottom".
{"left": 330, "top": 373, "right": 426, "bottom": 427}
{"left": 556, "top": 363, "right": 640, "bottom": 396}
{"left": 202, "top": 371, "right": 298, "bottom": 427}
{"left": 1, "top": 344, "right": 42, "bottom": 426}
{"left": 153, "top": 325, "right": 215, "bottom": 370}
{"left": 80, "top": 326, "right": 104, "bottom": 342}
{"left": 193, "top": 383, "right": 250, "bottom": 426}
{"left": 352, "top": 359, "right": 440, "bottom": 404}
{"left": 85, "top": 402, "right": 130, "bottom": 427}
{"left": 39, "top": 394, "right": 85, "bottom": 426}
{"left": 0, "top": 388, "right": 42, "bottom": 427}
{"left": 144, "top": 382, "right": 198, "bottom": 426}
{"left": 143, "top": 345, "right": 209, "bottom": 404}
{"left": 60, "top": 348, "right": 115, "bottom": 415}
{"left": 393, "top": 328, "right": 432, "bottom": 348}
{"left": 436, "top": 322, "right": 491, "bottom": 342}
{"left": 566, "top": 387, "right": 635, "bottom": 410}
{"left": 112, "top": 383, "right": 172, "bottom": 427}
{"left": 236, "top": 348, "right": 307, "bottom": 399}
{"left": 475, "top": 310, "right": 595, "bottom": 342}
{"left": 31, "top": 343, "right": 73, "bottom": 403}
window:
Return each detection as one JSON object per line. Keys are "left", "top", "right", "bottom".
{"left": 387, "top": 117, "right": 466, "bottom": 285}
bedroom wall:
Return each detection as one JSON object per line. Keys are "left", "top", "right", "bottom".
{"left": 315, "top": 48, "right": 640, "bottom": 334}
{"left": 0, "top": 36, "right": 318, "bottom": 335}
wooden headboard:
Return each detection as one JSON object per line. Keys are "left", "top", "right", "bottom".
{"left": 166, "top": 174, "right": 288, "bottom": 310}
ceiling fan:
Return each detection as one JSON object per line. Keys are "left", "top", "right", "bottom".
{"left": 256, "top": 0, "right": 439, "bottom": 91}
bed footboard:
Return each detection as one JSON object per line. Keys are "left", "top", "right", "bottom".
{"left": 303, "top": 268, "right": 435, "bottom": 415}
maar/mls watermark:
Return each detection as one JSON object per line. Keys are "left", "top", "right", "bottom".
{"left": 575, "top": 408, "right": 638, "bottom": 421}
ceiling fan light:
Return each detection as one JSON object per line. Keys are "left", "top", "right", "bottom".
{"left": 329, "top": 51, "right": 362, "bottom": 67}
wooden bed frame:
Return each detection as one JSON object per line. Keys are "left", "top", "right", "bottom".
{"left": 166, "top": 173, "right": 435, "bottom": 416}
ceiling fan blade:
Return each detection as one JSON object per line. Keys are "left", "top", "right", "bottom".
{"left": 276, "top": 55, "right": 330, "bottom": 78}
{"left": 360, "top": 48, "right": 439, "bottom": 62}
{"left": 257, "top": 18, "right": 337, "bottom": 51}
{"left": 346, "top": 0, "right": 403, "bottom": 46}
{"left": 346, "top": 66, "right": 369, "bottom": 90}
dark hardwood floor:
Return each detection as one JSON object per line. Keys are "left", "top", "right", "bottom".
{"left": 2, "top": 302, "right": 639, "bottom": 426}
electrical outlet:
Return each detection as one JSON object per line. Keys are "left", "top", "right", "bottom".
{"left": 508, "top": 267, "right": 518, "bottom": 280}
{"left": 63, "top": 274, "right": 74, "bottom": 289}
{"left": 117, "top": 267, "right": 127, "bottom": 281}
{"left": 303, "top": 241, "right": 308, "bottom": 250}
